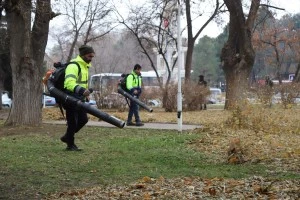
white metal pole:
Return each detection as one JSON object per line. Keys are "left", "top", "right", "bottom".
{"left": 176, "top": 0, "right": 182, "bottom": 132}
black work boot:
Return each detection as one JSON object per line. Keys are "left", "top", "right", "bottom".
{"left": 66, "top": 144, "right": 82, "bottom": 151}
{"left": 136, "top": 122, "right": 144, "bottom": 126}
{"left": 126, "top": 121, "right": 135, "bottom": 126}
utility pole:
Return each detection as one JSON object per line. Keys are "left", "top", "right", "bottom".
{"left": 176, "top": 0, "right": 183, "bottom": 132}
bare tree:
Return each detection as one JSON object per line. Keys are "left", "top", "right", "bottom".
{"left": 289, "top": 23, "right": 300, "bottom": 82}
{"left": 91, "top": 32, "right": 152, "bottom": 75}
{"left": 115, "top": 0, "right": 178, "bottom": 85}
{"left": 4, "top": 0, "right": 54, "bottom": 125}
{"left": 50, "top": 0, "right": 114, "bottom": 62}
{"left": 114, "top": 0, "right": 181, "bottom": 108}
{"left": 221, "top": 0, "right": 261, "bottom": 109}
{"left": 184, "top": 0, "right": 222, "bottom": 81}
{"left": 253, "top": 16, "right": 292, "bottom": 84}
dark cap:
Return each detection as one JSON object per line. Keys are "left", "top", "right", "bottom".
{"left": 133, "top": 64, "right": 142, "bottom": 70}
{"left": 79, "top": 45, "right": 95, "bottom": 56}
{"left": 199, "top": 75, "right": 204, "bottom": 77}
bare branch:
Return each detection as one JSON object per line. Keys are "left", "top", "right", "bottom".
{"left": 260, "top": 4, "right": 285, "bottom": 11}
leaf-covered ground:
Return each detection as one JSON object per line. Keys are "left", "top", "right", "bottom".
{"left": 46, "top": 176, "right": 299, "bottom": 199}
{"left": 1, "top": 106, "right": 300, "bottom": 199}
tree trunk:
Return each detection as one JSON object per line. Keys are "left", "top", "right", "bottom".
{"left": 223, "top": 59, "right": 252, "bottom": 108}
{"left": 0, "top": 89, "right": 2, "bottom": 110}
{"left": 4, "top": 0, "right": 52, "bottom": 126}
{"left": 221, "top": 0, "right": 260, "bottom": 109}
{"left": 185, "top": 40, "right": 194, "bottom": 82}
{"left": 184, "top": 0, "right": 194, "bottom": 82}
{"left": 67, "top": 32, "right": 79, "bottom": 62}
{"left": 294, "top": 62, "right": 300, "bottom": 82}
{"left": 184, "top": 0, "right": 220, "bottom": 82}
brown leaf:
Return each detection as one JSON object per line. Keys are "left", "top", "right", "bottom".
{"left": 142, "top": 176, "right": 153, "bottom": 183}
{"left": 183, "top": 177, "right": 193, "bottom": 185}
{"left": 132, "top": 184, "right": 146, "bottom": 189}
{"left": 208, "top": 187, "right": 217, "bottom": 196}
{"left": 253, "top": 185, "right": 262, "bottom": 193}
{"left": 143, "top": 192, "right": 151, "bottom": 200}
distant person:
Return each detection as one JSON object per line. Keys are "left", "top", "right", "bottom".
{"left": 198, "top": 75, "right": 208, "bottom": 110}
{"left": 126, "top": 64, "right": 144, "bottom": 126}
{"left": 198, "top": 75, "right": 207, "bottom": 87}
{"left": 265, "top": 76, "right": 273, "bottom": 87}
{"left": 60, "top": 45, "right": 95, "bottom": 151}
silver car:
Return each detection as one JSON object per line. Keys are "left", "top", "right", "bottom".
{"left": 1, "top": 92, "right": 12, "bottom": 107}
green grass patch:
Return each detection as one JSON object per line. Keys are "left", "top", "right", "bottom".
{"left": 0, "top": 124, "right": 296, "bottom": 199}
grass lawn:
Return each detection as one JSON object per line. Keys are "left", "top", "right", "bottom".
{"left": 0, "top": 105, "right": 299, "bottom": 199}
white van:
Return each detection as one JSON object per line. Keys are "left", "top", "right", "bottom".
{"left": 1, "top": 91, "right": 12, "bottom": 107}
{"left": 207, "top": 88, "right": 222, "bottom": 104}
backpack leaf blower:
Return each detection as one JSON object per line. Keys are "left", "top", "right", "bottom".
{"left": 47, "top": 80, "right": 125, "bottom": 128}
{"left": 117, "top": 86, "right": 153, "bottom": 113}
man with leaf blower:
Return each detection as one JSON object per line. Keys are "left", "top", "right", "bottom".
{"left": 60, "top": 45, "right": 95, "bottom": 151}
{"left": 126, "top": 64, "right": 144, "bottom": 126}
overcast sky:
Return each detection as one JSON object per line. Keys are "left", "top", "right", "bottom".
{"left": 272, "top": 0, "right": 300, "bottom": 15}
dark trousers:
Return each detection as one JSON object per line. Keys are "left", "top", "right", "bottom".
{"left": 200, "top": 103, "right": 207, "bottom": 110}
{"left": 127, "top": 99, "right": 141, "bottom": 123}
{"left": 63, "top": 104, "right": 88, "bottom": 146}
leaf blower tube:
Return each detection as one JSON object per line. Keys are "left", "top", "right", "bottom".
{"left": 47, "top": 80, "right": 125, "bottom": 128}
{"left": 117, "top": 87, "right": 153, "bottom": 113}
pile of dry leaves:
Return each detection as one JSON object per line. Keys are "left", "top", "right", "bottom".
{"left": 47, "top": 176, "right": 299, "bottom": 199}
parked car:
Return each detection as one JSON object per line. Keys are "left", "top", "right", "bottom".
{"left": 148, "top": 99, "right": 161, "bottom": 107}
{"left": 1, "top": 91, "right": 12, "bottom": 107}
{"left": 43, "top": 95, "right": 95, "bottom": 107}
{"left": 43, "top": 95, "right": 56, "bottom": 106}
{"left": 86, "top": 99, "right": 96, "bottom": 106}
{"left": 207, "top": 88, "right": 223, "bottom": 104}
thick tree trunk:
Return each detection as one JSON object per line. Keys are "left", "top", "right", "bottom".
{"left": 185, "top": 41, "right": 194, "bottom": 82}
{"left": 223, "top": 58, "right": 252, "bottom": 108}
{"left": 221, "top": 0, "right": 260, "bottom": 109}
{"left": 5, "top": 0, "right": 52, "bottom": 126}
